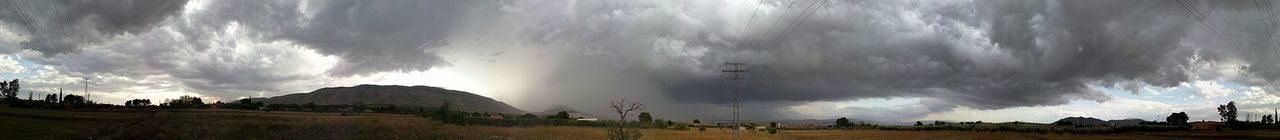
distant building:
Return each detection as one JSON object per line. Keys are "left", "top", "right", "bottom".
{"left": 780, "top": 124, "right": 824, "bottom": 129}
{"left": 576, "top": 118, "right": 599, "bottom": 121}
{"left": 1190, "top": 122, "right": 1228, "bottom": 131}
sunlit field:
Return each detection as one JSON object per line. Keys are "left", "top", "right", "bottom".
{"left": 4, "top": 107, "right": 1279, "bottom": 140}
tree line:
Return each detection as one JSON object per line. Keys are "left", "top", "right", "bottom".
{"left": 1213, "top": 101, "right": 1280, "bottom": 129}
{"left": 818, "top": 100, "right": 1278, "bottom": 134}
{"left": 0, "top": 79, "right": 110, "bottom": 109}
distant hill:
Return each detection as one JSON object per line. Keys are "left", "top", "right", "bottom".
{"left": 253, "top": 85, "right": 525, "bottom": 114}
{"left": 701, "top": 118, "right": 880, "bottom": 125}
{"left": 1054, "top": 117, "right": 1106, "bottom": 126}
{"left": 1106, "top": 119, "right": 1144, "bottom": 126}
{"left": 1053, "top": 117, "right": 1149, "bottom": 127}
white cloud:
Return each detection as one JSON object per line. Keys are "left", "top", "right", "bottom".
{"left": 0, "top": 55, "right": 24, "bottom": 73}
{"left": 1241, "top": 86, "right": 1280, "bottom": 107}
{"left": 1187, "top": 81, "right": 1233, "bottom": 99}
{"left": 921, "top": 97, "right": 1221, "bottom": 123}
{"left": 0, "top": 22, "right": 27, "bottom": 53}
{"left": 777, "top": 95, "right": 1215, "bottom": 123}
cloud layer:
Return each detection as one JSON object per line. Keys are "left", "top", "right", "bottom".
{"left": 0, "top": 0, "right": 1277, "bottom": 121}
{"left": 512, "top": 0, "right": 1224, "bottom": 111}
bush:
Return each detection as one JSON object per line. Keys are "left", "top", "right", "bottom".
{"left": 673, "top": 125, "right": 689, "bottom": 130}
{"left": 607, "top": 128, "right": 642, "bottom": 140}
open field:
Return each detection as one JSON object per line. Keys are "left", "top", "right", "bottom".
{"left": 3, "top": 107, "right": 1279, "bottom": 139}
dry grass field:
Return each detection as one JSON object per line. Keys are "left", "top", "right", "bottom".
{"left": 3, "top": 107, "right": 1279, "bottom": 140}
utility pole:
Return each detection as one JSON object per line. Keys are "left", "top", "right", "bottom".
{"left": 83, "top": 77, "right": 89, "bottom": 103}
{"left": 721, "top": 62, "right": 747, "bottom": 139}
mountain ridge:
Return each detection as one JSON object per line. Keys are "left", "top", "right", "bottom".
{"left": 251, "top": 84, "right": 525, "bottom": 114}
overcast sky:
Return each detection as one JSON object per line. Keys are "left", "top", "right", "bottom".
{"left": 3, "top": 0, "right": 1280, "bottom": 124}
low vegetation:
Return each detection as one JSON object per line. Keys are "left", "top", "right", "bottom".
{"left": 878, "top": 123, "right": 1189, "bottom": 135}
{"left": 4, "top": 107, "right": 1280, "bottom": 139}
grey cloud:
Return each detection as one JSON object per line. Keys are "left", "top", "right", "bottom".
{"left": 3, "top": 0, "right": 490, "bottom": 103}
{"left": 16, "top": 24, "right": 342, "bottom": 102}
{"left": 193, "top": 0, "right": 489, "bottom": 76}
{"left": 2, "top": 0, "right": 1275, "bottom": 122}
{"left": 513, "top": 0, "right": 1212, "bottom": 113}
{"left": 1191, "top": 1, "right": 1280, "bottom": 82}
{"left": 0, "top": 0, "right": 188, "bottom": 56}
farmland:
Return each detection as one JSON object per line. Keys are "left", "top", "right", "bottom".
{"left": 3, "top": 107, "right": 1279, "bottom": 139}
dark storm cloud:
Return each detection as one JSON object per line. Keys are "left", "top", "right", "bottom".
{"left": 194, "top": 0, "right": 481, "bottom": 76}
{"left": 1, "top": 0, "right": 1273, "bottom": 121}
{"left": 2, "top": 0, "right": 494, "bottom": 102}
{"left": 0, "top": 0, "right": 188, "bottom": 55}
{"left": 515, "top": 0, "right": 1216, "bottom": 111}
{"left": 1192, "top": 0, "right": 1280, "bottom": 82}
{"left": 13, "top": 21, "right": 343, "bottom": 102}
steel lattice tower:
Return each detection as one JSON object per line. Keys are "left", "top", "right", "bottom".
{"left": 721, "top": 62, "right": 747, "bottom": 139}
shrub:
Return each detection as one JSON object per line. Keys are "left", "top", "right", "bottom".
{"left": 607, "top": 128, "right": 642, "bottom": 140}
{"left": 673, "top": 125, "right": 689, "bottom": 130}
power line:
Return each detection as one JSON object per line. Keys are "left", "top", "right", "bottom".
{"left": 1262, "top": 0, "right": 1280, "bottom": 70}
{"left": 1177, "top": 0, "right": 1256, "bottom": 63}
{"left": 52, "top": 1, "right": 74, "bottom": 53}
{"left": 1258, "top": 0, "right": 1272, "bottom": 44}
{"left": 1203, "top": 0, "right": 1266, "bottom": 64}
{"left": 769, "top": 0, "right": 827, "bottom": 50}
{"left": 1204, "top": 1, "right": 1253, "bottom": 51}
{"left": 4, "top": 0, "right": 53, "bottom": 51}
{"left": 1209, "top": 1, "right": 1248, "bottom": 34}
{"left": 731, "top": 0, "right": 765, "bottom": 60}
{"left": 1264, "top": 0, "right": 1274, "bottom": 45}
{"left": 763, "top": 0, "right": 820, "bottom": 51}
{"left": 757, "top": 0, "right": 803, "bottom": 46}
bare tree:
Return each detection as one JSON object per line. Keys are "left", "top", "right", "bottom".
{"left": 608, "top": 98, "right": 644, "bottom": 140}
{"left": 610, "top": 98, "right": 644, "bottom": 123}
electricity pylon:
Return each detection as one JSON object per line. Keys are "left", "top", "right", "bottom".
{"left": 721, "top": 62, "right": 747, "bottom": 139}
{"left": 83, "top": 77, "right": 89, "bottom": 103}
